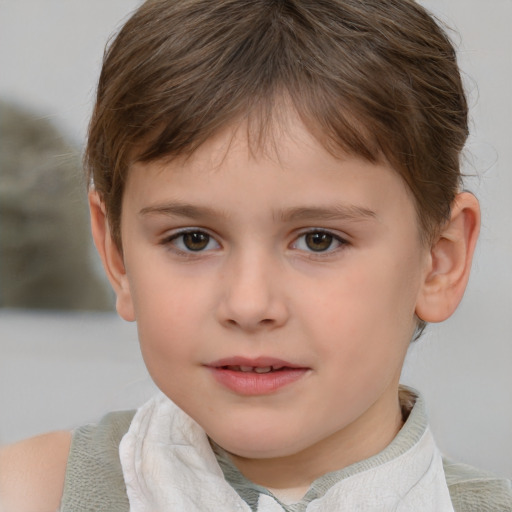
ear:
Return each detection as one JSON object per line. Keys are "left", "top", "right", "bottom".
{"left": 415, "top": 192, "right": 480, "bottom": 323}
{"left": 88, "top": 190, "right": 135, "bottom": 321}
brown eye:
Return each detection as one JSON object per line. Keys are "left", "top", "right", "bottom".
{"left": 165, "top": 229, "right": 220, "bottom": 254}
{"left": 304, "top": 232, "right": 334, "bottom": 252}
{"left": 292, "top": 230, "right": 347, "bottom": 255}
{"left": 182, "top": 232, "right": 211, "bottom": 251}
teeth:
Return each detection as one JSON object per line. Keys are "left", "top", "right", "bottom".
{"left": 254, "top": 366, "right": 272, "bottom": 374}
{"left": 223, "top": 365, "right": 286, "bottom": 373}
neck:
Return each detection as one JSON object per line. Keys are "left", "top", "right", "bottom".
{"left": 227, "top": 389, "right": 404, "bottom": 491}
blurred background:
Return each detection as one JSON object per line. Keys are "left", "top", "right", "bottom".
{"left": 0, "top": 0, "right": 511, "bottom": 478}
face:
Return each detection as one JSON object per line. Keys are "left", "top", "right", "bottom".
{"left": 115, "top": 116, "right": 431, "bottom": 474}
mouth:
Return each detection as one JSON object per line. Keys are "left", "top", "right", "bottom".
{"left": 219, "top": 364, "right": 291, "bottom": 374}
{"left": 207, "top": 357, "right": 309, "bottom": 395}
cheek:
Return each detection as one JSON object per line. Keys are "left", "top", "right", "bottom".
{"left": 128, "top": 251, "right": 211, "bottom": 319}
{"left": 127, "top": 269, "right": 209, "bottom": 365}
{"left": 134, "top": 296, "right": 201, "bottom": 400}
{"left": 308, "top": 254, "right": 420, "bottom": 368}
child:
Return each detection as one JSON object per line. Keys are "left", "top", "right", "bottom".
{"left": 1, "top": 0, "right": 510, "bottom": 510}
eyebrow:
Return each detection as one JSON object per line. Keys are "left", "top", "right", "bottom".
{"left": 277, "top": 205, "right": 377, "bottom": 223}
{"left": 139, "top": 203, "right": 225, "bottom": 220}
{"left": 139, "top": 202, "right": 377, "bottom": 223}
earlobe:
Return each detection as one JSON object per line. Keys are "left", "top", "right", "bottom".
{"left": 88, "top": 190, "right": 136, "bottom": 322}
{"left": 415, "top": 192, "right": 480, "bottom": 323}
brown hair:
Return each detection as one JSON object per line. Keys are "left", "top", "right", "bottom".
{"left": 86, "top": 0, "right": 468, "bottom": 252}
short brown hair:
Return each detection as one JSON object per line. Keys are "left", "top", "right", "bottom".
{"left": 86, "top": 0, "right": 468, "bottom": 252}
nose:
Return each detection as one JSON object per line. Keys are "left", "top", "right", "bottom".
{"left": 217, "top": 250, "right": 289, "bottom": 332}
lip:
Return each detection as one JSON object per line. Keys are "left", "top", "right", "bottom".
{"left": 206, "top": 356, "right": 309, "bottom": 396}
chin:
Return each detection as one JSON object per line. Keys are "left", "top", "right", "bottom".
{"left": 220, "top": 441, "right": 298, "bottom": 460}
{"left": 208, "top": 424, "right": 313, "bottom": 460}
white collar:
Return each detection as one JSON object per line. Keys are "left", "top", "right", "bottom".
{"left": 119, "top": 390, "right": 454, "bottom": 511}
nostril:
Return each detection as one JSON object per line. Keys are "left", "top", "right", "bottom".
{"left": 223, "top": 316, "right": 278, "bottom": 331}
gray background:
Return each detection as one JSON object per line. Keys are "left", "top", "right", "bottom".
{"left": 0, "top": 0, "right": 511, "bottom": 478}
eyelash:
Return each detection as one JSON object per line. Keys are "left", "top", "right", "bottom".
{"left": 292, "top": 229, "right": 349, "bottom": 255}
{"left": 160, "top": 228, "right": 349, "bottom": 256}
{"left": 161, "top": 229, "right": 220, "bottom": 255}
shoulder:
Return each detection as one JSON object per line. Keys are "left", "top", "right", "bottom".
{"left": 0, "top": 410, "right": 135, "bottom": 512}
{"left": 0, "top": 430, "right": 72, "bottom": 512}
{"left": 443, "top": 458, "right": 512, "bottom": 512}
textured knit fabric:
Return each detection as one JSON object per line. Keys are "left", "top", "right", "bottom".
{"left": 119, "top": 391, "right": 454, "bottom": 511}
{"left": 60, "top": 410, "right": 134, "bottom": 512}
{"left": 443, "top": 459, "right": 512, "bottom": 512}
{"left": 59, "top": 397, "right": 512, "bottom": 512}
